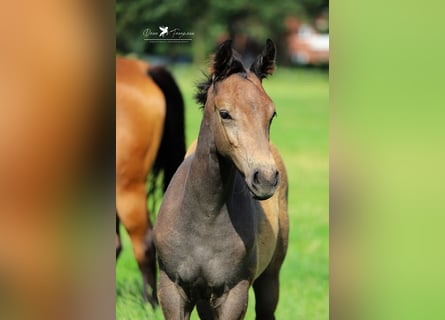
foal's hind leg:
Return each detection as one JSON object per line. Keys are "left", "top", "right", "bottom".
{"left": 196, "top": 300, "right": 215, "bottom": 320}
{"left": 116, "top": 184, "right": 157, "bottom": 307}
{"left": 253, "top": 234, "right": 287, "bottom": 319}
{"left": 253, "top": 267, "right": 280, "bottom": 320}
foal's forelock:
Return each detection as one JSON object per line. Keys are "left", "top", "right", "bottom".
{"left": 195, "top": 65, "right": 247, "bottom": 110}
{"left": 195, "top": 39, "right": 276, "bottom": 110}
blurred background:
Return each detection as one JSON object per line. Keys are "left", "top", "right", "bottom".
{"left": 116, "top": 0, "right": 328, "bottom": 67}
{"left": 116, "top": 0, "right": 329, "bottom": 319}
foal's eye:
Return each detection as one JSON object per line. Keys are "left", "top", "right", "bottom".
{"left": 219, "top": 110, "right": 232, "bottom": 120}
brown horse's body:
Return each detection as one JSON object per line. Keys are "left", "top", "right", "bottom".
{"left": 154, "top": 40, "right": 288, "bottom": 319}
{"left": 116, "top": 57, "right": 185, "bottom": 307}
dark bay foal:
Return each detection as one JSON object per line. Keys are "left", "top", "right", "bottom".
{"left": 153, "top": 39, "right": 289, "bottom": 320}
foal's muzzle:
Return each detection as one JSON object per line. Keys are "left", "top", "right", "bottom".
{"left": 248, "top": 165, "right": 280, "bottom": 200}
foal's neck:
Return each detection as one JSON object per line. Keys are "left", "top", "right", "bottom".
{"left": 187, "top": 115, "right": 235, "bottom": 216}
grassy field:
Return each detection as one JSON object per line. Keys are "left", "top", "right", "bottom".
{"left": 116, "top": 64, "right": 329, "bottom": 319}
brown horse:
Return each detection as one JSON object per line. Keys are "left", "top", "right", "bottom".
{"left": 116, "top": 57, "right": 185, "bottom": 307}
{"left": 153, "top": 39, "right": 288, "bottom": 319}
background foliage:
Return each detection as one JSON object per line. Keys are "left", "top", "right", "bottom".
{"left": 116, "top": 0, "right": 328, "bottom": 63}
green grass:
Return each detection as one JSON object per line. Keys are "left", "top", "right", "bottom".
{"left": 116, "top": 64, "right": 329, "bottom": 319}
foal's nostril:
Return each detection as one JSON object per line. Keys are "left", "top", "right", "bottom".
{"left": 253, "top": 171, "right": 260, "bottom": 185}
{"left": 273, "top": 170, "right": 280, "bottom": 187}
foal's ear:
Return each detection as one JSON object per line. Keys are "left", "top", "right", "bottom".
{"left": 211, "top": 40, "right": 244, "bottom": 82}
{"left": 250, "top": 39, "right": 276, "bottom": 80}
{"left": 212, "top": 40, "right": 233, "bottom": 77}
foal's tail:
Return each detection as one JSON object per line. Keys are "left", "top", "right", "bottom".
{"left": 147, "top": 66, "right": 186, "bottom": 202}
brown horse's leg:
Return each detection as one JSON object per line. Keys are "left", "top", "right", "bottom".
{"left": 116, "top": 212, "right": 122, "bottom": 259}
{"left": 158, "top": 270, "right": 193, "bottom": 319}
{"left": 117, "top": 184, "right": 157, "bottom": 307}
{"left": 141, "top": 230, "right": 157, "bottom": 308}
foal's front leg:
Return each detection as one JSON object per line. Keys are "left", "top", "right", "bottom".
{"left": 215, "top": 280, "right": 250, "bottom": 320}
{"left": 158, "top": 270, "right": 193, "bottom": 320}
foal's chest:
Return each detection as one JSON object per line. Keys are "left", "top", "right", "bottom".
{"left": 168, "top": 210, "right": 256, "bottom": 292}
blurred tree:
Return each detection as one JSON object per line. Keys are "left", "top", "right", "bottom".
{"left": 116, "top": 0, "right": 209, "bottom": 55}
{"left": 116, "top": 0, "right": 328, "bottom": 64}
{"left": 300, "top": 0, "right": 329, "bottom": 17}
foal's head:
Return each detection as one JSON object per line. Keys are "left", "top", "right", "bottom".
{"left": 196, "top": 39, "right": 279, "bottom": 200}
